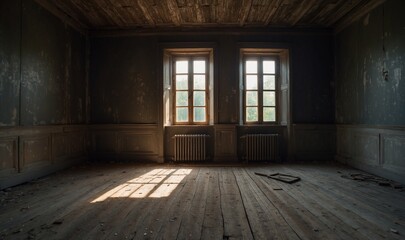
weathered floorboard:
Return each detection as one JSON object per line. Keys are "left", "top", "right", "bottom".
{"left": 1, "top": 163, "right": 404, "bottom": 240}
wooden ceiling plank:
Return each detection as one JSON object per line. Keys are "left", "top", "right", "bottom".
{"left": 264, "top": 0, "right": 283, "bottom": 25}
{"left": 167, "top": 0, "right": 183, "bottom": 26}
{"left": 34, "top": 0, "right": 88, "bottom": 32}
{"left": 68, "top": 0, "right": 102, "bottom": 27}
{"left": 290, "top": 0, "right": 318, "bottom": 26}
{"left": 37, "top": 0, "right": 385, "bottom": 31}
{"left": 334, "top": 0, "right": 386, "bottom": 33}
{"left": 194, "top": 1, "right": 206, "bottom": 23}
{"left": 239, "top": 0, "right": 253, "bottom": 26}
{"left": 323, "top": 0, "right": 363, "bottom": 26}
{"left": 120, "top": 0, "right": 151, "bottom": 26}
{"left": 137, "top": 0, "right": 156, "bottom": 26}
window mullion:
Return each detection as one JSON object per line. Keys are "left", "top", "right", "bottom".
{"left": 258, "top": 58, "right": 263, "bottom": 123}
{"left": 189, "top": 58, "right": 193, "bottom": 123}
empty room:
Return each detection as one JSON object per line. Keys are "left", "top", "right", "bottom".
{"left": 1, "top": 0, "right": 404, "bottom": 239}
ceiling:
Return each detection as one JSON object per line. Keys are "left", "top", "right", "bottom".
{"left": 36, "top": 0, "right": 385, "bottom": 32}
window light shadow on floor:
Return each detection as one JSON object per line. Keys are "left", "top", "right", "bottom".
{"left": 91, "top": 168, "right": 192, "bottom": 203}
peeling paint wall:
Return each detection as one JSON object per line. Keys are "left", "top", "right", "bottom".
{"left": 90, "top": 33, "right": 334, "bottom": 124}
{"left": 1, "top": 0, "right": 87, "bottom": 127}
{"left": 335, "top": 0, "right": 405, "bottom": 125}
{"left": 90, "top": 37, "right": 158, "bottom": 123}
{"left": 0, "top": 0, "right": 21, "bottom": 126}
{"left": 20, "top": 0, "right": 87, "bottom": 125}
{"left": 0, "top": 0, "right": 88, "bottom": 188}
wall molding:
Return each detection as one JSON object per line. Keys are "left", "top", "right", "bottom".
{"left": 292, "top": 124, "right": 336, "bottom": 161}
{"left": 0, "top": 125, "right": 88, "bottom": 189}
{"left": 336, "top": 124, "right": 405, "bottom": 184}
{"left": 89, "top": 124, "right": 162, "bottom": 162}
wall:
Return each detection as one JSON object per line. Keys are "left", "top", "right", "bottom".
{"left": 335, "top": 0, "right": 405, "bottom": 183}
{"left": 89, "top": 32, "right": 336, "bottom": 161}
{"left": 0, "top": 0, "right": 87, "bottom": 189}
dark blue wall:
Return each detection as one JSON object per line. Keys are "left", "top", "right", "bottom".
{"left": 335, "top": 0, "right": 405, "bottom": 126}
{"left": 0, "top": 0, "right": 87, "bottom": 126}
{"left": 90, "top": 32, "right": 335, "bottom": 124}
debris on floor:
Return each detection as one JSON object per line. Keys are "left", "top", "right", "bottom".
{"left": 53, "top": 219, "right": 64, "bottom": 225}
{"left": 255, "top": 172, "right": 301, "bottom": 184}
{"left": 341, "top": 173, "right": 404, "bottom": 189}
{"left": 390, "top": 228, "right": 399, "bottom": 234}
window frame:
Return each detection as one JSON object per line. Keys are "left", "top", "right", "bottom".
{"left": 172, "top": 54, "right": 210, "bottom": 125}
{"left": 243, "top": 54, "right": 279, "bottom": 124}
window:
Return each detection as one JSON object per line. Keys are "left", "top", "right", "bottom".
{"left": 243, "top": 56, "right": 278, "bottom": 123}
{"left": 163, "top": 48, "right": 214, "bottom": 126}
{"left": 173, "top": 57, "right": 208, "bottom": 124}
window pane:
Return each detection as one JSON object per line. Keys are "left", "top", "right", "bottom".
{"left": 246, "top": 91, "right": 258, "bottom": 106}
{"left": 246, "top": 61, "right": 257, "bottom": 74}
{"left": 263, "top": 107, "right": 276, "bottom": 122}
{"left": 193, "top": 60, "right": 205, "bottom": 74}
{"left": 193, "top": 91, "right": 205, "bottom": 106}
{"left": 193, "top": 75, "right": 206, "bottom": 90}
{"left": 176, "top": 107, "right": 188, "bottom": 122}
{"left": 246, "top": 75, "right": 257, "bottom": 90}
{"left": 263, "top": 75, "right": 275, "bottom": 90}
{"left": 176, "top": 60, "right": 188, "bottom": 74}
{"left": 263, "top": 60, "right": 275, "bottom": 74}
{"left": 263, "top": 91, "right": 276, "bottom": 106}
{"left": 194, "top": 107, "right": 206, "bottom": 122}
{"left": 246, "top": 107, "right": 258, "bottom": 122}
{"left": 176, "top": 91, "right": 188, "bottom": 106}
{"left": 176, "top": 75, "right": 188, "bottom": 90}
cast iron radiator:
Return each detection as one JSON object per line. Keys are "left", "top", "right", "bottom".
{"left": 243, "top": 134, "right": 279, "bottom": 162}
{"left": 173, "top": 134, "right": 209, "bottom": 162}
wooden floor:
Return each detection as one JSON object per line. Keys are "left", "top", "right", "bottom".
{"left": 1, "top": 163, "right": 404, "bottom": 240}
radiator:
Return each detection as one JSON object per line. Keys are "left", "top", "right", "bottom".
{"left": 173, "top": 134, "right": 209, "bottom": 162}
{"left": 243, "top": 134, "right": 279, "bottom": 162}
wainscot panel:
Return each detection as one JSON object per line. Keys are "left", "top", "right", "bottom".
{"left": 0, "top": 125, "right": 88, "bottom": 189}
{"left": 52, "top": 133, "right": 69, "bottom": 161}
{"left": 336, "top": 125, "right": 405, "bottom": 184}
{"left": 214, "top": 125, "right": 237, "bottom": 161}
{"left": 89, "top": 124, "right": 161, "bottom": 162}
{"left": 0, "top": 137, "right": 18, "bottom": 175}
{"left": 20, "top": 135, "right": 51, "bottom": 170}
{"left": 293, "top": 124, "right": 336, "bottom": 161}
{"left": 381, "top": 132, "right": 405, "bottom": 179}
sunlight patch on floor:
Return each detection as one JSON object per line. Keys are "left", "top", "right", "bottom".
{"left": 91, "top": 168, "right": 192, "bottom": 203}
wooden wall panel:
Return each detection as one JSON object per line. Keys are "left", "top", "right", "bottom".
{"left": 52, "top": 133, "right": 69, "bottom": 160}
{"left": 0, "top": 126, "right": 88, "bottom": 189}
{"left": 70, "top": 133, "right": 87, "bottom": 157}
{"left": 92, "top": 132, "right": 118, "bottom": 153}
{"left": 293, "top": 124, "right": 336, "bottom": 160}
{"left": 120, "top": 133, "right": 157, "bottom": 155}
{"left": 20, "top": 135, "right": 51, "bottom": 169}
{"left": 0, "top": 137, "right": 18, "bottom": 174}
{"left": 381, "top": 133, "right": 405, "bottom": 174}
{"left": 89, "top": 125, "right": 160, "bottom": 161}
{"left": 215, "top": 125, "right": 236, "bottom": 161}
{"left": 336, "top": 125, "right": 405, "bottom": 184}
{"left": 336, "top": 127, "right": 351, "bottom": 158}
{"left": 352, "top": 132, "right": 379, "bottom": 166}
